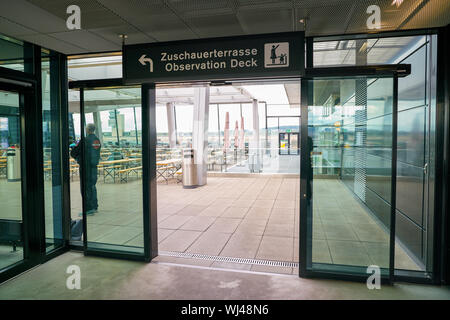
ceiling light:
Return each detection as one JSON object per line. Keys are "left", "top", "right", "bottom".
{"left": 391, "top": 0, "right": 404, "bottom": 7}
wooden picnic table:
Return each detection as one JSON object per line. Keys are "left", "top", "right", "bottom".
{"left": 156, "top": 158, "right": 182, "bottom": 183}
{"left": 156, "top": 158, "right": 182, "bottom": 166}
{"left": 100, "top": 158, "right": 141, "bottom": 166}
{"left": 100, "top": 158, "right": 141, "bottom": 183}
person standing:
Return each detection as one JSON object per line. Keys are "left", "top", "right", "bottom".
{"left": 71, "top": 123, "right": 101, "bottom": 216}
{"left": 270, "top": 44, "right": 279, "bottom": 64}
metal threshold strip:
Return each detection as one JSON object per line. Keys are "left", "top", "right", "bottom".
{"left": 159, "top": 251, "right": 299, "bottom": 268}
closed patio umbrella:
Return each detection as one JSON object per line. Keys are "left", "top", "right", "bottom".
{"left": 234, "top": 120, "right": 239, "bottom": 148}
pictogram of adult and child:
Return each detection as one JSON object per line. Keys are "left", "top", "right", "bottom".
{"left": 264, "top": 42, "right": 289, "bottom": 67}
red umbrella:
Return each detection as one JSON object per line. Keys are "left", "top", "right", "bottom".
{"left": 234, "top": 120, "right": 239, "bottom": 148}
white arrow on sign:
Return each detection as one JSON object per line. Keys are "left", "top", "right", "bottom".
{"left": 139, "top": 54, "right": 153, "bottom": 72}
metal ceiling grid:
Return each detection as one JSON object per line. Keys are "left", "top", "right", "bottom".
{"left": 0, "top": 0, "right": 447, "bottom": 54}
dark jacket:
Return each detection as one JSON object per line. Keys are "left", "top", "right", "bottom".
{"left": 70, "top": 134, "right": 101, "bottom": 179}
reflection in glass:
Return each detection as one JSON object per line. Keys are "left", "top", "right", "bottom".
{"left": 0, "top": 90, "right": 23, "bottom": 270}
{"left": 308, "top": 77, "right": 420, "bottom": 276}
{"left": 70, "top": 86, "right": 143, "bottom": 253}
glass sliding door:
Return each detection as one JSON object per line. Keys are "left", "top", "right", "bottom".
{"left": 77, "top": 85, "right": 144, "bottom": 256}
{"left": 0, "top": 88, "right": 24, "bottom": 270}
{"left": 300, "top": 73, "right": 399, "bottom": 281}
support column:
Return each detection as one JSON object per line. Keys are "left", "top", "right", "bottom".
{"left": 92, "top": 111, "right": 103, "bottom": 145}
{"left": 166, "top": 102, "right": 177, "bottom": 149}
{"left": 249, "top": 99, "right": 261, "bottom": 172}
{"left": 192, "top": 86, "right": 210, "bottom": 186}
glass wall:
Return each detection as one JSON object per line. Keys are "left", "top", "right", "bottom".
{"left": 75, "top": 86, "right": 143, "bottom": 254}
{"left": 42, "top": 49, "right": 63, "bottom": 251}
{"left": 0, "top": 89, "right": 23, "bottom": 270}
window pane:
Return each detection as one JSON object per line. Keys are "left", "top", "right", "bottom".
{"left": 308, "top": 78, "right": 394, "bottom": 276}
{"left": 79, "top": 86, "right": 143, "bottom": 254}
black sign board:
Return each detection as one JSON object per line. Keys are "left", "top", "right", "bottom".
{"left": 123, "top": 32, "right": 304, "bottom": 83}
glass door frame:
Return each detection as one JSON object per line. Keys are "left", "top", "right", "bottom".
{"left": 69, "top": 78, "right": 155, "bottom": 262}
{"left": 299, "top": 64, "right": 410, "bottom": 283}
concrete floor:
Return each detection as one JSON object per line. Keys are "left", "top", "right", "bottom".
{"left": 0, "top": 251, "right": 448, "bottom": 300}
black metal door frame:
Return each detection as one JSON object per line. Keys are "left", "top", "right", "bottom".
{"left": 0, "top": 69, "right": 68, "bottom": 283}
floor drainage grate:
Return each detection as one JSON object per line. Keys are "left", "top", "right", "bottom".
{"left": 159, "top": 251, "right": 299, "bottom": 268}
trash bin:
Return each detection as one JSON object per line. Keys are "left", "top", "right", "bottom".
{"left": 248, "top": 153, "right": 255, "bottom": 172}
{"left": 248, "top": 152, "right": 261, "bottom": 173}
{"left": 7, "top": 147, "right": 21, "bottom": 182}
{"left": 182, "top": 148, "right": 197, "bottom": 188}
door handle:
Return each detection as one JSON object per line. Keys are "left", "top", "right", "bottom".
{"left": 423, "top": 163, "right": 428, "bottom": 175}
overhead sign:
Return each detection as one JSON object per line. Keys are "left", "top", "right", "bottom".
{"left": 123, "top": 32, "right": 304, "bottom": 83}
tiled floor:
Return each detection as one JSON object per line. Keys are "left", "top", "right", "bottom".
{"left": 155, "top": 176, "right": 300, "bottom": 275}
{"left": 312, "top": 178, "right": 422, "bottom": 271}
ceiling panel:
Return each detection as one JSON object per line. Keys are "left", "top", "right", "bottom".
{"left": 0, "top": 0, "right": 67, "bottom": 33}
{"left": 185, "top": 14, "right": 245, "bottom": 37}
{"left": 49, "top": 30, "right": 120, "bottom": 52}
{"left": 28, "top": 0, "right": 126, "bottom": 29}
{"left": 0, "top": 17, "right": 37, "bottom": 37}
{"left": 19, "top": 33, "right": 87, "bottom": 52}
{"left": 0, "top": 0, "right": 447, "bottom": 54}
{"left": 96, "top": 0, "right": 198, "bottom": 41}
{"left": 89, "top": 26, "right": 154, "bottom": 46}
{"left": 236, "top": 8, "right": 293, "bottom": 34}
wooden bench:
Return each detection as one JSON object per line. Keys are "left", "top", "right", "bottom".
{"left": 0, "top": 164, "right": 6, "bottom": 177}
{"left": 175, "top": 169, "right": 183, "bottom": 183}
{"left": 103, "top": 165, "right": 121, "bottom": 183}
{"left": 118, "top": 166, "right": 142, "bottom": 183}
